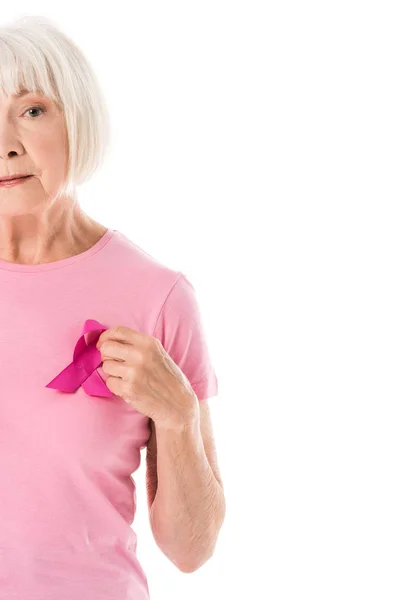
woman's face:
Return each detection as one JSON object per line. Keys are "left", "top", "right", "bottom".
{"left": 0, "top": 90, "right": 68, "bottom": 216}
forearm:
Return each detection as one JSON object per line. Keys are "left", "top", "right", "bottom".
{"left": 149, "top": 411, "right": 225, "bottom": 572}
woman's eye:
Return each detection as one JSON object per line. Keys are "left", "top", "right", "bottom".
{"left": 24, "top": 106, "right": 45, "bottom": 118}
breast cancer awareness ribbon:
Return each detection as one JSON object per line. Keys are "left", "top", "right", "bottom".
{"left": 45, "top": 318, "right": 114, "bottom": 398}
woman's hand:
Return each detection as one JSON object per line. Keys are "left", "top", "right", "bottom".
{"left": 96, "top": 325, "right": 199, "bottom": 430}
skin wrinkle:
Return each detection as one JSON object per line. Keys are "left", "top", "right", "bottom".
{"left": 0, "top": 90, "right": 107, "bottom": 264}
{"left": 148, "top": 415, "right": 226, "bottom": 572}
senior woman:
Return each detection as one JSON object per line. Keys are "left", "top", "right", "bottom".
{"left": 0, "top": 15, "right": 225, "bottom": 600}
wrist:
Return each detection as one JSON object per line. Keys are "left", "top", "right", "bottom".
{"left": 155, "top": 391, "right": 200, "bottom": 434}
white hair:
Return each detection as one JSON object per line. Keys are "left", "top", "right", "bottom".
{"left": 0, "top": 15, "right": 111, "bottom": 202}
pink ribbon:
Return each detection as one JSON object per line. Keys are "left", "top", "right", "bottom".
{"left": 45, "top": 319, "right": 114, "bottom": 398}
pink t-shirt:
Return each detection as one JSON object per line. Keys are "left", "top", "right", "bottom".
{"left": 0, "top": 228, "right": 218, "bottom": 599}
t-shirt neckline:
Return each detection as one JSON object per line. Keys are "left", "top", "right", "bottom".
{"left": 0, "top": 228, "right": 116, "bottom": 273}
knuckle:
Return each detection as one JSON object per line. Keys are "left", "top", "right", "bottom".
{"left": 127, "top": 368, "right": 136, "bottom": 385}
{"left": 136, "top": 352, "right": 146, "bottom": 367}
{"left": 152, "top": 336, "right": 161, "bottom": 349}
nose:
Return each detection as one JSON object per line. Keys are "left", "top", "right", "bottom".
{"left": 1, "top": 150, "right": 18, "bottom": 158}
{"left": 0, "top": 149, "right": 24, "bottom": 163}
{"left": 0, "top": 117, "right": 24, "bottom": 159}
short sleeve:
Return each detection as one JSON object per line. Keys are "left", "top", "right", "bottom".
{"left": 152, "top": 272, "right": 219, "bottom": 401}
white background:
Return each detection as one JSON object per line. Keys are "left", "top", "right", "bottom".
{"left": 3, "top": 2, "right": 400, "bottom": 599}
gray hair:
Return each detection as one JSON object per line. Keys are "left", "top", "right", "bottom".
{"left": 0, "top": 15, "right": 111, "bottom": 202}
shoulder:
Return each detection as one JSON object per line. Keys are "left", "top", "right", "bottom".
{"left": 109, "top": 230, "right": 185, "bottom": 303}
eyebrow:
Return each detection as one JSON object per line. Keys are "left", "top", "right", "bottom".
{"left": 11, "top": 89, "right": 54, "bottom": 105}
{"left": 13, "top": 90, "right": 48, "bottom": 102}
{"left": 15, "top": 88, "right": 45, "bottom": 98}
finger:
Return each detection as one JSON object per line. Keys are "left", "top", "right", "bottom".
{"left": 97, "top": 325, "right": 144, "bottom": 347}
{"left": 99, "top": 340, "right": 132, "bottom": 362}
{"left": 102, "top": 358, "right": 128, "bottom": 378}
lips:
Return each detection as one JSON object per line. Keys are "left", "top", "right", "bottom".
{"left": 0, "top": 175, "right": 32, "bottom": 182}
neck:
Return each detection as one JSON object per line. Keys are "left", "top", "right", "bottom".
{"left": 0, "top": 196, "right": 106, "bottom": 265}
